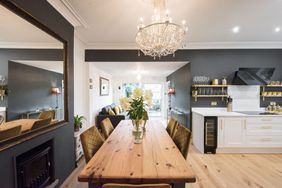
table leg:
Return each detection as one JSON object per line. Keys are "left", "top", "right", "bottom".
{"left": 173, "top": 182, "right": 186, "bottom": 188}
{"left": 88, "top": 182, "right": 101, "bottom": 188}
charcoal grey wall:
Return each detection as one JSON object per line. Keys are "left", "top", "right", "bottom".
{"left": 188, "top": 50, "right": 282, "bottom": 107}
{"left": 0, "top": 0, "right": 75, "bottom": 187}
{"left": 86, "top": 49, "right": 282, "bottom": 108}
{"left": 167, "top": 64, "right": 191, "bottom": 129}
{"left": 8, "top": 61, "right": 63, "bottom": 120}
{"left": 0, "top": 49, "right": 63, "bottom": 107}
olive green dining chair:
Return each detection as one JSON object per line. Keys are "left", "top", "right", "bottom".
{"left": 0, "top": 125, "right": 21, "bottom": 141}
{"left": 101, "top": 118, "right": 114, "bottom": 139}
{"left": 31, "top": 118, "right": 52, "bottom": 131}
{"left": 102, "top": 183, "right": 171, "bottom": 188}
{"left": 172, "top": 124, "right": 191, "bottom": 159}
{"left": 38, "top": 110, "right": 55, "bottom": 120}
{"left": 80, "top": 126, "right": 105, "bottom": 163}
{"left": 166, "top": 118, "right": 177, "bottom": 138}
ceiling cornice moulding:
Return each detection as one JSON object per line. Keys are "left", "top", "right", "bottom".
{"left": 0, "top": 42, "right": 63, "bottom": 49}
{"left": 47, "top": 0, "right": 88, "bottom": 28}
{"left": 86, "top": 41, "right": 282, "bottom": 50}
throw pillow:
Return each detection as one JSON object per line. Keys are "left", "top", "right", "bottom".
{"left": 118, "top": 105, "right": 123, "bottom": 112}
{"left": 114, "top": 106, "right": 120, "bottom": 115}
{"left": 108, "top": 109, "right": 115, "bottom": 115}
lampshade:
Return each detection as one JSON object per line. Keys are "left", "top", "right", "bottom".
{"left": 51, "top": 87, "right": 60, "bottom": 94}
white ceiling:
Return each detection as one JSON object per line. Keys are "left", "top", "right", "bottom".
{"left": 0, "top": 5, "right": 63, "bottom": 48}
{"left": 90, "top": 61, "right": 188, "bottom": 77}
{"left": 14, "top": 60, "right": 64, "bottom": 74}
{"left": 56, "top": 0, "right": 282, "bottom": 49}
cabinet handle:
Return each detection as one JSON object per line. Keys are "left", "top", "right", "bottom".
{"left": 244, "top": 119, "right": 247, "bottom": 129}
{"left": 221, "top": 120, "right": 223, "bottom": 130}
{"left": 261, "top": 126, "right": 272, "bottom": 129}
{"left": 261, "top": 138, "right": 272, "bottom": 141}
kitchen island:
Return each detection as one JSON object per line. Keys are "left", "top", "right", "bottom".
{"left": 192, "top": 108, "right": 282, "bottom": 154}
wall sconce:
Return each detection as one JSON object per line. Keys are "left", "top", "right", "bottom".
{"left": 51, "top": 87, "right": 61, "bottom": 109}
{"left": 168, "top": 88, "right": 175, "bottom": 95}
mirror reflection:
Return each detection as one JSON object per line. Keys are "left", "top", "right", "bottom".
{"left": 0, "top": 4, "right": 65, "bottom": 142}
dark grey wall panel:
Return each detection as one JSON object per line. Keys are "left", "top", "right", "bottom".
{"left": 8, "top": 62, "right": 63, "bottom": 120}
{"left": 0, "top": 49, "right": 63, "bottom": 107}
{"left": 86, "top": 49, "right": 282, "bottom": 108}
{"left": 0, "top": 0, "right": 75, "bottom": 187}
{"left": 167, "top": 64, "right": 191, "bottom": 129}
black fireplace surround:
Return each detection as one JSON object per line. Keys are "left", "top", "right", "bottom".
{"left": 16, "top": 141, "right": 53, "bottom": 188}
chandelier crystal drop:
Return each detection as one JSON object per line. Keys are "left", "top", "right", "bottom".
{"left": 136, "top": 0, "right": 188, "bottom": 59}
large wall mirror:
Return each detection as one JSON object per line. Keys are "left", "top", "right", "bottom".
{"left": 0, "top": 2, "right": 68, "bottom": 147}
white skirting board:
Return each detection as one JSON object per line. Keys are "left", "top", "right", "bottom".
{"left": 217, "top": 147, "right": 282, "bottom": 154}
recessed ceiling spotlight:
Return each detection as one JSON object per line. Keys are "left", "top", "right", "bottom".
{"left": 232, "top": 26, "right": 240, "bottom": 33}
{"left": 275, "top": 27, "right": 281, "bottom": 32}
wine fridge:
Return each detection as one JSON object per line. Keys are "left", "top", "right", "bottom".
{"left": 204, "top": 117, "right": 217, "bottom": 154}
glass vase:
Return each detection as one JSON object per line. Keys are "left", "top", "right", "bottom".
{"left": 132, "top": 120, "right": 143, "bottom": 144}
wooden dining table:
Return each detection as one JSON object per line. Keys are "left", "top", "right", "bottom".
{"left": 78, "top": 120, "right": 196, "bottom": 188}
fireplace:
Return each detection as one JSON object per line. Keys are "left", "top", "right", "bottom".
{"left": 16, "top": 140, "right": 53, "bottom": 188}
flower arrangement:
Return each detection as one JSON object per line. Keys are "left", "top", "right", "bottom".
{"left": 120, "top": 88, "right": 153, "bottom": 121}
{"left": 120, "top": 88, "right": 153, "bottom": 143}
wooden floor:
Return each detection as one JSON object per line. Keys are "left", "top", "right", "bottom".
{"left": 60, "top": 145, "right": 282, "bottom": 188}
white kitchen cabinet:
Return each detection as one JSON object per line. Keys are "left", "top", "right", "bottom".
{"left": 192, "top": 112, "right": 205, "bottom": 153}
{"left": 218, "top": 117, "right": 246, "bottom": 148}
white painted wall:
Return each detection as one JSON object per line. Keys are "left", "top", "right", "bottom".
{"left": 112, "top": 76, "right": 167, "bottom": 118}
{"left": 74, "top": 37, "right": 90, "bottom": 127}
{"left": 88, "top": 64, "right": 113, "bottom": 125}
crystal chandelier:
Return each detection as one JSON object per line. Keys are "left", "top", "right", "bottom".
{"left": 136, "top": 0, "right": 188, "bottom": 59}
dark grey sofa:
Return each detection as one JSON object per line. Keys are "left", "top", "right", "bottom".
{"left": 96, "top": 103, "right": 127, "bottom": 128}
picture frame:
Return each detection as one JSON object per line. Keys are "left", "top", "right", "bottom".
{"left": 100, "top": 77, "right": 109, "bottom": 96}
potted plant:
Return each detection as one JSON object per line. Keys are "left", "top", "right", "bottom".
{"left": 120, "top": 88, "right": 153, "bottom": 144}
{"left": 74, "top": 115, "right": 86, "bottom": 132}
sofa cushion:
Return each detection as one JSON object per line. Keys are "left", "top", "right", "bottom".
{"left": 101, "top": 105, "right": 112, "bottom": 115}
{"left": 118, "top": 105, "right": 123, "bottom": 113}
{"left": 108, "top": 109, "right": 116, "bottom": 115}
{"left": 114, "top": 106, "right": 120, "bottom": 115}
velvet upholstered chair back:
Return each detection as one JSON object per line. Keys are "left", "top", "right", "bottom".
{"left": 38, "top": 110, "right": 55, "bottom": 120}
{"left": 0, "top": 125, "right": 21, "bottom": 141}
{"left": 166, "top": 118, "right": 177, "bottom": 138}
{"left": 80, "top": 126, "right": 105, "bottom": 163}
{"left": 31, "top": 118, "right": 52, "bottom": 131}
{"left": 101, "top": 118, "right": 114, "bottom": 139}
{"left": 172, "top": 124, "right": 191, "bottom": 159}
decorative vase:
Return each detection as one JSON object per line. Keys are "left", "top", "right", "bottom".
{"left": 74, "top": 123, "right": 80, "bottom": 132}
{"left": 132, "top": 120, "right": 143, "bottom": 144}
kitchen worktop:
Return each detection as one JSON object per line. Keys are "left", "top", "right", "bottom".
{"left": 192, "top": 108, "right": 282, "bottom": 117}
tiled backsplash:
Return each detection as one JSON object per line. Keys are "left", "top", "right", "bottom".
{"left": 228, "top": 85, "right": 260, "bottom": 111}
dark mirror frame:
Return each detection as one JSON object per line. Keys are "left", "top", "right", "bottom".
{"left": 0, "top": 0, "right": 69, "bottom": 151}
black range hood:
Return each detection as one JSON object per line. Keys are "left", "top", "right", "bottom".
{"left": 232, "top": 68, "right": 275, "bottom": 85}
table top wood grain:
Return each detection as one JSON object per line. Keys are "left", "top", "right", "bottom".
{"left": 78, "top": 120, "right": 196, "bottom": 184}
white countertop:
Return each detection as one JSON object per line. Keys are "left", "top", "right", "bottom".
{"left": 192, "top": 108, "right": 282, "bottom": 117}
{"left": 0, "top": 107, "right": 6, "bottom": 112}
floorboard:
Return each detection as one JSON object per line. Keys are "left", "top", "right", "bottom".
{"left": 60, "top": 144, "right": 282, "bottom": 188}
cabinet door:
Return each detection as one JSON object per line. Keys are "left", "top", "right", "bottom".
{"left": 217, "top": 118, "right": 224, "bottom": 147}
{"left": 223, "top": 118, "right": 246, "bottom": 147}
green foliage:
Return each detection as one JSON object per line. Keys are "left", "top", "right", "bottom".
{"left": 127, "top": 96, "right": 146, "bottom": 120}
{"left": 74, "top": 115, "right": 86, "bottom": 125}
